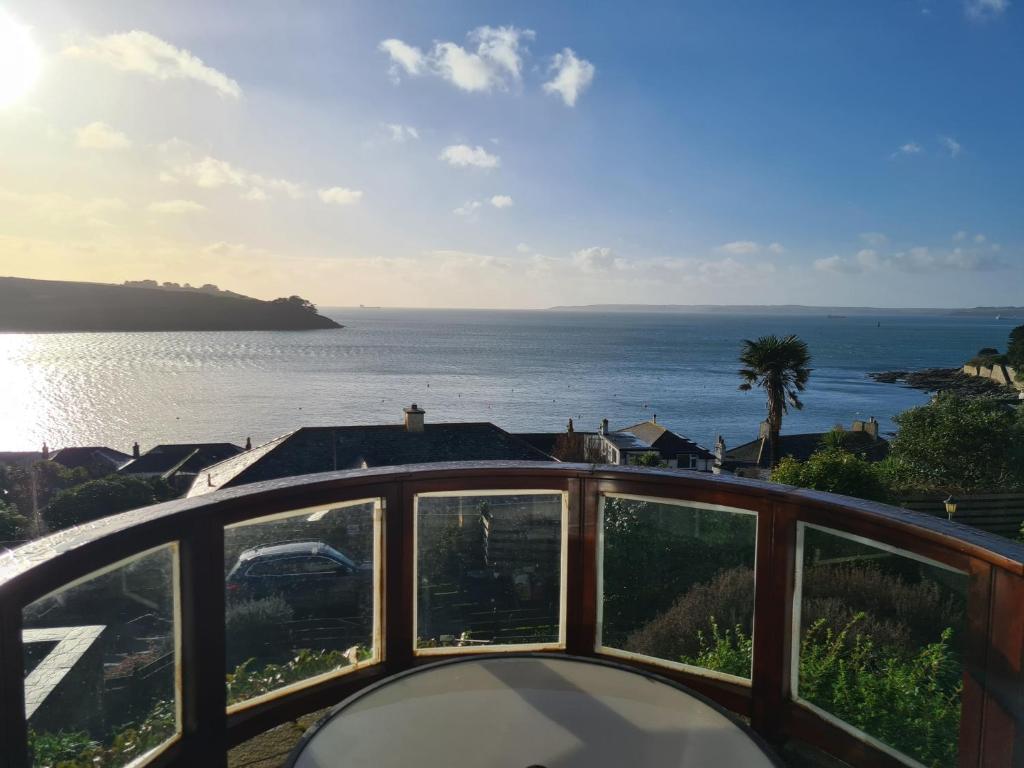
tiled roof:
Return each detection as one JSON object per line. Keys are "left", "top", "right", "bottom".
{"left": 120, "top": 443, "right": 243, "bottom": 476}
{"left": 188, "top": 423, "right": 552, "bottom": 497}
{"left": 49, "top": 446, "right": 131, "bottom": 470}
{"left": 619, "top": 421, "right": 715, "bottom": 460}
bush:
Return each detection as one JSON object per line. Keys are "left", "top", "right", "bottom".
{"left": 227, "top": 646, "right": 371, "bottom": 704}
{"left": 44, "top": 475, "right": 176, "bottom": 532}
{"left": 225, "top": 595, "right": 294, "bottom": 667}
{"left": 884, "top": 393, "right": 1024, "bottom": 492}
{"left": 0, "top": 500, "right": 30, "bottom": 543}
{"left": 772, "top": 447, "right": 893, "bottom": 503}
{"left": 1007, "top": 325, "right": 1024, "bottom": 369}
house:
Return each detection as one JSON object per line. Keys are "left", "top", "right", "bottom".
{"left": 120, "top": 442, "right": 244, "bottom": 491}
{"left": 186, "top": 404, "right": 553, "bottom": 497}
{"left": 517, "top": 417, "right": 715, "bottom": 471}
{"left": 48, "top": 446, "right": 132, "bottom": 474}
{"left": 718, "top": 417, "right": 890, "bottom": 478}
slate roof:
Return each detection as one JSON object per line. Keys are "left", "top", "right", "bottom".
{"left": 120, "top": 443, "right": 243, "bottom": 477}
{"left": 49, "top": 446, "right": 131, "bottom": 471}
{"left": 724, "top": 431, "right": 890, "bottom": 469}
{"left": 618, "top": 421, "right": 715, "bottom": 460}
{"left": 188, "top": 423, "right": 553, "bottom": 497}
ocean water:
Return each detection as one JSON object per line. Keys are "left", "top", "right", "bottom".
{"left": 0, "top": 310, "right": 1013, "bottom": 454}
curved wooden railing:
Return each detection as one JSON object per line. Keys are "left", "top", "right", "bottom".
{"left": 1, "top": 462, "right": 1021, "bottom": 768}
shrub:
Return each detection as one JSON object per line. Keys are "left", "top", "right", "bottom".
{"left": 225, "top": 595, "right": 294, "bottom": 667}
{"left": 681, "top": 620, "right": 753, "bottom": 678}
{"left": 885, "top": 393, "right": 1024, "bottom": 492}
{"left": 772, "top": 447, "right": 893, "bottom": 503}
{"left": 227, "top": 646, "right": 371, "bottom": 704}
{"left": 0, "top": 500, "right": 30, "bottom": 543}
{"left": 44, "top": 475, "right": 177, "bottom": 532}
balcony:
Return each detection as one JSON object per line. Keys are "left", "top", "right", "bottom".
{"left": 1, "top": 462, "right": 1021, "bottom": 768}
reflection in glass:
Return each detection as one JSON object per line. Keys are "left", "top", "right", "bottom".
{"left": 599, "top": 495, "right": 757, "bottom": 680}
{"left": 23, "top": 545, "right": 179, "bottom": 768}
{"left": 795, "top": 524, "right": 967, "bottom": 768}
{"left": 224, "top": 499, "right": 378, "bottom": 706}
{"left": 416, "top": 493, "right": 564, "bottom": 650}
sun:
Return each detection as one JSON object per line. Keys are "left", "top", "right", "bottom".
{"left": 0, "top": 10, "right": 42, "bottom": 108}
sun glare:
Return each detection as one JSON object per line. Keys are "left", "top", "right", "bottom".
{"left": 0, "top": 10, "right": 42, "bottom": 108}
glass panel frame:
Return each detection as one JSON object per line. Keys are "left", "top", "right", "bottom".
{"left": 413, "top": 489, "right": 569, "bottom": 657}
{"left": 223, "top": 497, "right": 383, "bottom": 712}
{"left": 791, "top": 521, "right": 968, "bottom": 768}
{"left": 595, "top": 492, "right": 759, "bottom": 686}
{"left": 23, "top": 543, "right": 182, "bottom": 768}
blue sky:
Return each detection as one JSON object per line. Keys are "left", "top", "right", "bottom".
{"left": 0, "top": 0, "right": 1021, "bottom": 307}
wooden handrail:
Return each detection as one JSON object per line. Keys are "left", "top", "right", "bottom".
{"left": 0, "top": 462, "right": 1021, "bottom": 768}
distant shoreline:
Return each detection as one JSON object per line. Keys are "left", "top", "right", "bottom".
{"left": 548, "top": 304, "right": 1024, "bottom": 317}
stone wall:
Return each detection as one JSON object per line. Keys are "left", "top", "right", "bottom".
{"left": 962, "top": 362, "right": 1024, "bottom": 392}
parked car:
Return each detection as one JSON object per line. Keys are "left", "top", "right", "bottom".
{"left": 226, "top": 541, "right": 371, "bottom": 617}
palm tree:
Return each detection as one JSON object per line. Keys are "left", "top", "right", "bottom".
{"left": 738, "top": 335, "right": 812, "bottom": 467}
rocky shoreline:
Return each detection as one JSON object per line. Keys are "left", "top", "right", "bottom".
{"left": 869, "top": 367, "right": 1018, "bottom": 400}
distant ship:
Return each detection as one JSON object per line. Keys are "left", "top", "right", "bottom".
{"left": 359, "top": 304, "right": 382, "bottom": 309}
{"left": 827, "top": 314, "right": 847, "bottom": 319}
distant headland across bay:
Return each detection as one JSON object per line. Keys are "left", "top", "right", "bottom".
{"left": 548, "top": 303, "right": 1024, "bottom": 317}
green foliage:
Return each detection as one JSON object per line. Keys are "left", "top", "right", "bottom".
{"left": 632, "top": 451, "right": 666, "bottom": 467}
{"left": 272, "top": 295, "right": 318, "bottom": 314}
{"left": 1007, "top": 325, "right": 1024, "bottom": 369}
{"left": 0, "top": 498, "right": 30, "bottom": 542}
{"left": 44, "top": 475, "right": 176, "bottom": 532}
{"left": 799, "top": 617, "right": 961, "bottom": 768}
{"left": 226, "top": 647, "right": 371, "bottom": 704}
{"left": 772, "top": 447, "right": 893, "bottom": 503}
{"left": 28, "top": 699, "right": 176, "bottom": 768}
{"left": 224, "top": 595, "right": 294, "bottom": 667}
{"left": 681, "top": 620, "right": 753, "bottom": 678}
{"left": 884, "top": 393, "right": 1024, "bottom": 492}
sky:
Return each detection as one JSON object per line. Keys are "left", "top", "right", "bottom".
{"left": 0, "top": 0, "right": 1021, "bottom": 309}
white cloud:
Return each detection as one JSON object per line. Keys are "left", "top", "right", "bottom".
{"left": 381, "top": 27, "right": 533, "bottom": 93}
{"left": 940, "top": 136, "right": 962, "bottom": 157}
{"left": 814, "top": 255, "right": 860, "bottom": 274}
{"left": 147, "top": 199, "right": 205, "bottom": 214}
{"left": 543, "top": 48, "right": 595, "bottom": 106}
{"left": 318, "top": 187, "right": 363, "bottom": 206}
{"left": 440, "top": 144, "right": 500, "bottom": 169}
{"left": 767, "top": 242, "right": 785, "bottom": 254}
{"left": 75, "top": 121, "right": 131, "bottom": 150}
{"left": 966, "top": 0, "right": 1009, "bottom": 19}
{"left": 64, "top": 31, "right": 241, "bottom": 98}
{"left": 516, "top": 243, "right": 533, "bottom": 254}
{"left": 893, "top": 142, "right": 923, "bottom": 157}
{"left": 490, "top": 195, "right": 514, "bottom": 208}
{"left": 454, "top": 200, "right": 482, "bottom": 216}
{"left": 572, "top": 246, "right": 620, "bottom": 273}
{"left": 378, "top": 39, "right": 426, "bottom": 79}
{"left": 384, "top": 123, "right": 419, "bottom": 142}
{"left": 974, "top": 233, "right": 986, "bottom": 243}
{"left": 159, "top": 141, "right": 312, "bottom": 202}
{"left": 815, "top": 242, "right": 1004, "bottom": 274}
{"left": 717, "top": 240, "right": 761, "bottom": 255}
{"left": 953, "top": 230, "right": 968, "bottom": 241}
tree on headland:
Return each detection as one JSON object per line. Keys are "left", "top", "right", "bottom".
{"left": 1008, "top": 324, "right": 1024, "bottom": 371}
{"left": 737, "top": 334, "right": 812, "bottom": 467}
{"left": 272, "top": 295, "right": 318, "bottom": 314}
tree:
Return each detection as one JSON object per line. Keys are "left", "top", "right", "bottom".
{"left": 772, "top": 448, "right": 893, "bottom": 503}
{"left": 737, "top": 334, "right": 812, "bottom": 466}
{"left": 884, "top": 393, "right": 1024, "bottom": 492}
{"left": 0, "top": 499, "right": 30, "bottom": 543}
{"left": 272, "top": 295, "right": 317, "bottom": 314}
{"left": 1008, "top": 324, "right": 1024, "bottom": 370}
{"left": 44, "top": 475, "right": 176, "bottom": 532}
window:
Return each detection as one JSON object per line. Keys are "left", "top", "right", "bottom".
{"left": 415, "top": 491, "right": 566, "bottom": 652}
{"left": 599, "top": 494, "right": 757, "bottom": 682}
{"left": 224, "top": 499, "right": 380, "bottom": 708}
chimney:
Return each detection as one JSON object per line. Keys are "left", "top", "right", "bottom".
{"left": 245, "top": 436, "right": 252, "bottom": 450}
{"left": 566, "top": 418, "right": 574, "bottom": 434}
{"left": 865, "top": 417, "right": 879, "bottom": 440}
{"left": 41, "top": 442, "right": 49, "bottom": 460}
{"left": 599, "top": 418, "right": 609, "bottom": 436}
{"left": 758, "top": 420, "right": 770, "bottom": 440}
{"left": 715, "top": 435, "right": 726, "bottom": 460}
{"left": 132, "top": 441, "right": 140, "bottom": 459}
{"left": 404, "top": 403, "right": 425, "bottom": 433}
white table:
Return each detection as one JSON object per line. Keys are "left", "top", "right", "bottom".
{"left": 288, "top": 655, "right": 781, "bottom": 768}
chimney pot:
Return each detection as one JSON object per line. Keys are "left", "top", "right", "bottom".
{"left": 599, "top": 418, "right": 609, "bottom": 436}
{"left": 132, "top": 441, "right": 140, "bottom": 459}
{"left": 404, "top": 403, "right": 425, "bottom": 433}
{"left": 41, "top": 442, "right": 49, "bottom": 460}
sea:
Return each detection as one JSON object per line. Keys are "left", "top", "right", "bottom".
{"left": 0, "top": 310, "right": 1015, "bottom": 454}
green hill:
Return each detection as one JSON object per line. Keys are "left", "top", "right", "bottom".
{"left": 0, "top": 277, "right": 342, "bottom": 332}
